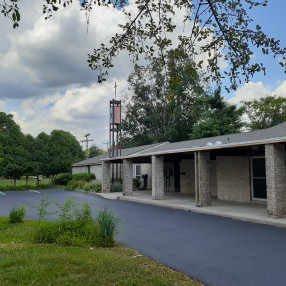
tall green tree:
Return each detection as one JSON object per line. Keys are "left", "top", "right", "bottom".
{"left": 190, "top": 89, "right": 245, "bottom": 139}
{"left": 22, "top": 134, "right": 35, "bottom": 185}
{"left": 32, "top": 132, "right": 51, "bottom": 186}
{"left": 242, "top": 95, "right": 286, "bottom": 130}
{"left": 0, "top": 112, "right": 26, "bottom": 185}
{"left": 48, "top": 130, "right": 84, "bottom": 179}
{"left": 121, "top": 50, "right": 208, "bottom": 147}
{"left": 88, "top": 144, "right": 105, "bottom": 158}
{"left": 2, "top": 1, "right": 285, "bottom": 90}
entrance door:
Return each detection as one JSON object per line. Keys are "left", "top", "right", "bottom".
{"left": 252, "top": 157, "right": 266, "bottom": 200}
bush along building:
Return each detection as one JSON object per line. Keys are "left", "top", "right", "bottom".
{"left": 98, "top": 121, "right": 286, "bottom": 218}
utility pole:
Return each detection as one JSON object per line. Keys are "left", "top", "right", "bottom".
{"left": 81, "top": 133, "right": 94, "bottom": 159}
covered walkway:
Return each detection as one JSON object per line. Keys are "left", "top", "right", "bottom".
{"left": 97, "top": 190, "right": 286, "bottom": 228}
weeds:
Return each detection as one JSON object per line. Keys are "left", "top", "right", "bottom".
{"left": 9, "top": 206, "right": 26, "bottom": 223}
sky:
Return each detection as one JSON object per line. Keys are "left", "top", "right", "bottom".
{"left": 0, "top": 0, "right": 285, "bottom": 149}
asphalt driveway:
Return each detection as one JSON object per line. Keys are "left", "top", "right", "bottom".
{"left": 1, "top": 189, "right": 286, "bottom": 286}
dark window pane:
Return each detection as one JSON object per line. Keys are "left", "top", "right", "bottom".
{"left": 253, "top": 158, "right": 266, "bottom": 178}
{"left": 253, "top": 178, "right": 267, "bottom": 199}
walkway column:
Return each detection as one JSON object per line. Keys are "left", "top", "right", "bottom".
{"left": 265, "top": 143, "right": 286, "bottom": 218}
{"left": 152, "top": 155, "right": 164, "bottom": 200}
{"left": 123, "top": 159, "right": 133, "bottom": 196}
{"left": 102, "top": 161, "right": 111, "bottom": 193}
{"left": 195, "top": 150, "right": 211, "bottom": 207}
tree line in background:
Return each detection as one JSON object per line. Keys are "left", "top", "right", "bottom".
{"left": 121, "top": 50, "right": 286, "bottom": 148}
{"left": 0, "top": 112, "right": 85, "bottom": 186}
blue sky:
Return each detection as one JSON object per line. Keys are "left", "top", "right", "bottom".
{"left": 0, "top": 0, "right": 285, "bottom": 148}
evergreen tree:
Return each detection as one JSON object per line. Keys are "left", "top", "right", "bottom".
{"left": 190, "top": 89, "right": 245, "bottom": 139}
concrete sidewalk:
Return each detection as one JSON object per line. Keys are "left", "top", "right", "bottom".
{"left": 96, "top": 190, "right": 286, "bottom": 228}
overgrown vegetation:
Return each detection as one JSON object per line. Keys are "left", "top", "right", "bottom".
{"left": 9, "top": 206, "right": 26, "bottom": 223}
{"left": 72, "top": 173, "right": 95, "bottom": 182}
{"left": 65, "top": 179, "right": 102, "bottom": 193}
{"left": 26, "top": 196, "right": 120, "bottom": 247}
{"left": 0, "top": 217, "right": 202, "bottom": 286}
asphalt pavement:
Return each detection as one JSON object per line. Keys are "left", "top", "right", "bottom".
{"left": 1, "top": 189, "right": 286, "bottom": 286}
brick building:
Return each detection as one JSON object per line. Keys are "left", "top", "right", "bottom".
{"left": 101, "top": 121, "right": 286, "bottom": 218}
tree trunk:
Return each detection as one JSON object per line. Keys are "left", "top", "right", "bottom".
{"left": 26, "top": 175, "right": 28, "bottom": 186}
{"left": 14, "top": 178, "right": 16, "bottom": 186}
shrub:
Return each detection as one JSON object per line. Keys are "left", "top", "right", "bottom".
{"left": 34, "top": 222, "right": 60, "bottom": 243}
{"left": 66, "top": 180, "right": 86, "bottom": 191}
{"left": 110, "top": 181, "right": 122, "bottom": 193}
{"left": 55, "top": 173, "right": 73, "bottom": 185}
{"left": 84, "top": 182, "right": 102, "bottom": 193}
{"left": 133, "top": 178, "right": 141, "bottom": 190}
{"left": 96, "top": 208, "right": 120, "bottom": 247}
{"left": 72, "top": 173, "right": 96, "bottom": 182}
{"left": 110, "top": 177, "right": 123, "bottom": 184}
{"left": 9, "top": 206, "right": 26, "bottom": 223}
{"left": 34, "top": 218, "right": 101, "bottom": 247}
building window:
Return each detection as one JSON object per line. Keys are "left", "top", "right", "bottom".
{"left": 135, "top": 165, "right": 141, "bottom": 180}
{"left": 87, "top": 166, "right": 90, "bottom": 173}
{"left": 251, "top": 157, "right": 266, "bottom": 200}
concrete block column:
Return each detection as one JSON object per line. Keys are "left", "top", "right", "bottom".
{"left": 123, "top": 159, "right": 133, "bottom": 196}
{"left": 265, "top": 143, "right": 286, "bottom": 218}
{"left": 102, "top": 161, "right": 111, "bottom": 193}
{"left": 152, "top": 155, "right": 164, "bottom": 200}
{"left": 195, "top": 150, "right": 211, "bottom": 207}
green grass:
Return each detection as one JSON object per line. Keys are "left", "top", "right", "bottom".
{"left": 0, "top": 180, "right": 50, "bottom": 187}
{"left": 0, "top": 218, "right": 203, "bottom": 286}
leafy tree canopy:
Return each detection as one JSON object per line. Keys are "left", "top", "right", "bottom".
{"left": 88, "top": 144, "right": 105, "bottom": 158}
{"left": 0, "top": 112, "right": 84, "bottom": 182}
{"left": 190, "top": 88, "right": 245, "bottom": 139}
{"left": 1, "top": 0, "right": 285, "bottom": 91}
{"left": 49, "top": 130, "right": 85, "bottom": 176}
{"left": 242, "top": 95, "right": 286, "bottom": 130}
{"left": 121, "top": 49, "right": 209, "bottom": 147}
{"left": 0, "top": 112, "right": 26, "bottom": 183}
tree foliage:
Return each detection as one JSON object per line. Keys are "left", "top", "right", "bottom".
{"left": 49, "top": 130, "right": 85, "bottom": 177}
{"left": 0, "top": 112, "right": 84, "bottom": 183}
{"left": 121, "top": 50, "right": 209, "bottom": 147}
{"left": 1, "top": 0, "right": 285, "bottom": 90}
{"left": 242, "top": 95, "right": 286, "bottom": 130}
{"left": 0, "top": 112, "right": 26, "bottom": 184}
{"left": 190, "top": 88, "right": 245, "bottom": 139}
{"left": 89, "top": 144, "right": 105, "bottom": 158}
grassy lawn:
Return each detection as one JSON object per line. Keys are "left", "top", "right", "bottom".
{"left": 0, "top": 218, "right": 203, "bottom": 286}
{"left": 0, "top": 180, "right": 50, "bottom": 187}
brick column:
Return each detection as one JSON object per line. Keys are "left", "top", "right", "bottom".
{"left": 152, "top": 155, "right": 164, "bottom": 200}
{"left": 102, "top": 161, "right": 111, "bottom": 193}
{"left": 265, "top": 143, "right": 286, "bottom": 218}
{"left": 123, "top": 159, "right": 133, "bottom": 196}
{"left": 195, "top": 150, "right": 211, "bottom": 207}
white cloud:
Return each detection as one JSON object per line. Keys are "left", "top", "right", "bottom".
{"left": 274, "top": 81, "right": 286, "bottom": 97}
{"left": 15, "top": 80, "right": 128, "bottom": 148}
{"left": 229, "top": 80, "right": 286, "bottom": 105}
{"left": 228, "top": 80, "right": 286, "bottom": 124}
{"left": 228, "top": 81, "right": 272, "bottom": 105}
